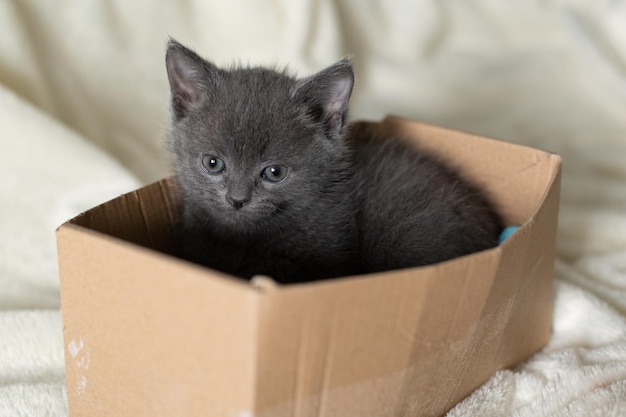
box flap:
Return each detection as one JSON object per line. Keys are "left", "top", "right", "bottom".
{"left": 57, "top": 181, "right": 260, "bottom": 416}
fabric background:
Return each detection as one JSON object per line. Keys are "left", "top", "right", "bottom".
{"left": 1, "top": 1, "right": 625, "bottom": 415}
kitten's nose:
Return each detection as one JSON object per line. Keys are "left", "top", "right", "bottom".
{"left": 226, "top": 194, "right": 250, "bottom": 210}
{"left": 226, "top": 183, "right": 252, "bottom": 210}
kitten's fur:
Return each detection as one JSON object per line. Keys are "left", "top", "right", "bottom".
{"left": 166, "top": 40, "right": 502, "bottom": 283}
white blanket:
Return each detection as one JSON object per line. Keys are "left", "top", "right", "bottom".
{"left": 1, "top": 1, "right": 625, "bottom": 416}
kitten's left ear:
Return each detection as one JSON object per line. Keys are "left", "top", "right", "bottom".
{"left": 293, "top": 59, "right": 354, "bottom": 137}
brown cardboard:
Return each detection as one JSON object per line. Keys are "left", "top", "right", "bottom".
{"left": 56, "top": 116, "right": 562, "bottom": 417}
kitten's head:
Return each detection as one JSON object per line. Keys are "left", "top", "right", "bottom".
{"left": 165, "top": 39, "right": 354, "bottom": 233}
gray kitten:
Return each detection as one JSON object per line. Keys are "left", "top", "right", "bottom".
{"left": 165, "top": 40, "right": 502, "bottom": 283}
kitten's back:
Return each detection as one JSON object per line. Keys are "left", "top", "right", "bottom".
{"left": 351, "top": 127, "right": 502, "bottom": 272}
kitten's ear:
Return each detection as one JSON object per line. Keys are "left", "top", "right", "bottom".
{"left": 293, "top": 59, "right": 354, "bottom": 136}
{"left": 166, "top": 39, "right": 218, "bottom": 120}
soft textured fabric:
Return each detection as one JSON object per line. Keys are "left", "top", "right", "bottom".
{"left": 1, "top": 1, "right": 625, "bottom": 415}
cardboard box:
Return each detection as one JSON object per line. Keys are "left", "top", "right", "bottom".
{"left": 56, "top": 116, "right": 561, "bottom": 417}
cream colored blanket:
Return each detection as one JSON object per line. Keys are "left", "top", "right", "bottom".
{"left": 1, "top": 1, "right": 625, "bottom": 416}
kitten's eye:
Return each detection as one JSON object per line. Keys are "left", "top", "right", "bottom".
{"left": 201, "top": 154, "right": 225, "bottom": 174}
{"left": 261, "top": 165, "right": 288, "bottom": 183}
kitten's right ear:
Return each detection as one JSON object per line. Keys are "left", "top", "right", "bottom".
{"left": 166, "top": 39, "right": 217, "bottom": 120}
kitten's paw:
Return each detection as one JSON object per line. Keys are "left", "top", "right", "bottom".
{"left": 251, "top": 275, "right": 280, "bottom": 292}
